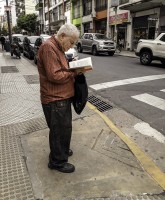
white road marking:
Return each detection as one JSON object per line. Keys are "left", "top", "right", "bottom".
{"left": 160, "top": 89, "right": 165, "bottom": 92}
{"left": 90, "top": 74, "right": 165, "bottom": 90}
{"left": 134, "top": 122, "right": 165, "bottom": 143}
{"left": 132, "top": 93, "right": 165, "bottom": 111}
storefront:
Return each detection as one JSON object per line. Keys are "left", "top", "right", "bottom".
{"left": 109, "top": 12, "right": 129, "bottom": 49}
{"left": 95, "top": 19, "right": 106, "bottom": 34}
{"left": 159, "top": 6, "right": 165, "bottom": 34}
{"left": 132, "top": 15, "right": 157, "bottom": 49}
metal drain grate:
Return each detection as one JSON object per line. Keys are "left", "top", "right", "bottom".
{"left": 88, "top": 95, "right": 113, "bottom": 112}
{"left": 24, "top": 75, "right": 39, "bottom": 84}
{"left": 1, "top": 66, "right": 19, "bottom": 73}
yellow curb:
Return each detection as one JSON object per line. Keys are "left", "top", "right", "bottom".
{"left": 87, "top": 102, "right": 165, "bottom": 190}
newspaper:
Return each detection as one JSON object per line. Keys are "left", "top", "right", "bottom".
{"left": 69, "top": 57, "right": 93, "bottom": 71}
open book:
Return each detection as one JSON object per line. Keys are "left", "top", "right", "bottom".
{"left": 69, "top": 57, "right": 93, "bottom": 72}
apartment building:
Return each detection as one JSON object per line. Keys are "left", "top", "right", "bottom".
{"left": 0, "top": 1, "right": 4, "bottom": 29}
{"left": 71, "top": 0, "right": 108, "bottom": 35}
{"left": 42, "top": 0, "right": 71, "bottom": 34}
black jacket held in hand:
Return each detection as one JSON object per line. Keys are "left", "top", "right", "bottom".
{"left": 72, "top": 74, "right": 88, "bottom": 115}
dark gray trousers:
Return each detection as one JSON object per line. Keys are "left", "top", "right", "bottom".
{"left": 42, "top": 98, "right": 72, "bottom": 165}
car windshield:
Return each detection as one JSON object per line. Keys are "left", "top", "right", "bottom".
{"left": 94, "top": 34, "right": 109, "bottom": 40}
{"left": 29, "top": 37, "right": 38, "bottom": 44}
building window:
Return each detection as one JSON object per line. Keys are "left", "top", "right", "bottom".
{"left": 65, "top": 1, "right": 70, "bottom": 12}
{"left": 83, "top": 0, "right": 92, "bottom": 16}
{"left": 59, "top": 4, "right": 64, "bottom": 20}
{"left": 73, "top": 1, "right": 80, "bottom": 19}
{"left": 96, "top": 0, "right": 107, "bottom": 12}
{"left": 44, "top": 0, "right": 48, "bottom": 7}
{"left": 53, "top": 8, "right": 58, "bottom": 21}
{"left": 45, "top": 12, "right": 49, "bottom": 21}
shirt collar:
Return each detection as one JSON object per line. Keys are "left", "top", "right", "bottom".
{"left": 52, "top": 35, "right": 64, "bottom": 53}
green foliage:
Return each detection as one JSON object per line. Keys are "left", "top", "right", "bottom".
{"left": 17, "top": 13, "right": 38, "bottom": 34}
{"left": 12, "top": 25, "right": 21, "bottom": 33}
{"left": 0, "top": 27, "right": 8, "bottom": 35}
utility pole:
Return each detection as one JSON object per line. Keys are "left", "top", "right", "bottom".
{"left": 106, "top": 0, "right": 110, "bottom": 38}
{"left": 62, "top": 0, "right": 65, "bottom": 24}
{"left": 5, "top": 0, "right": 12, "bottom": 45}
{"left": 48, "top": 0, "right": 51, "bottom": 34}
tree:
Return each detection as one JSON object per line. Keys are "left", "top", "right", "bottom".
{"left": 12, "top": 25, "right": 21, "bottom": 34}
{"left": 0, "top": 26, "right": 8, "bottom": 35}
{"left": 17, "top": 13, "right": 38, "bottom": 34}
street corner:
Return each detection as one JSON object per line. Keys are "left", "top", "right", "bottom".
{"left": 20, "top": 107, "right": 163, "bottom": 200}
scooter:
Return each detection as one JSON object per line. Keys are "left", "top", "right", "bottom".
{"left": 10, "top": 40, "right": 21, "bottom": 59}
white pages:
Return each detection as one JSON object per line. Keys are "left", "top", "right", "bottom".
{"left": 69, "top": 57, "right": 93, "bottom": 71}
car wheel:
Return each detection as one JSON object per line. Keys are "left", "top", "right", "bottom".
{"left": 77, "top": 44, "right": 83, "bottom": 53}
{"left": 34, "top": 56, "right": 37, "bottom": 64}
{"left": 92, "top": 46, "right": 98, "bottom": 56}
{"left": 140, "top": 51, "right": 152, "bottom": 65}
{"left": 161, "top": 60, "right": 165, "bottom": 66}
{"left": 108, "top": 52, "right": 114, "bottom": 56}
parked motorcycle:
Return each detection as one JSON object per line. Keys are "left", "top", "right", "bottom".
{"left": 11, "top": 37, "right": 21, "bottom": 59}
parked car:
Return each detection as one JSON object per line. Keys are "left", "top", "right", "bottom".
{"left": 33, "top": 36, "right": 78, "bottom": 64}
{"left": 33, "top": 35, "right": 51, "bottom": 64}
{"left": 23, "top": 36, "right": 38, "bottom": 59}
{"left": 135, "top": 33, "right": 165, "bottom": 66}
{"left": 77, "top": 33, "right": 116, "bottom": 56}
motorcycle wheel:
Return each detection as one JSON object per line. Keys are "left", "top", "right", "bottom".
{"left": 11, "top": 52, "right": 13, "bottom": 56}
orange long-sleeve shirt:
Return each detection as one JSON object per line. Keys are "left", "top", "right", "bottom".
{"left": 37, "top": 35, "right": 75, "bottom": 104}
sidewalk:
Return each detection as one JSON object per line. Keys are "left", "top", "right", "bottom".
{"left": 115, "top": 50, "right": 137, "bottom": 58}
{"left": 0, "top": 50, "right": 165, "bottom": 200}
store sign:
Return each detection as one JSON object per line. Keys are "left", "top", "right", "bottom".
{"left": 111, "top": 0, "right": 119, "bottom": 7}
{"left": 109, "top": 12, "right": 128, "bottom": 25}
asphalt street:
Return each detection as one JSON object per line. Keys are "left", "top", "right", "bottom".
{"left": 78, "top": 52, "right": 165, "bottom": 136}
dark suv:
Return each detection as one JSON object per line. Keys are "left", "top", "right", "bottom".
{"left": 77, "top": 33, "right": 115, "bottom": 56}
{"left": 33, "top": 35, "right": 51, "bottom": 64}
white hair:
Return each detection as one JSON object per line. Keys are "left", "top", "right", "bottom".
{"left": 57, "top": 24, "right": 80, "bottom": 38}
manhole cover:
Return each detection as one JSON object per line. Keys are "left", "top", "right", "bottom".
{"left": 1, "top": 66, "right": 18, "bottom": 73}
{"left": 24, "top": 75, "right": 39, "bottom": 84}
{"left": 88, "top": 95, "right": 113, "bottom": 112}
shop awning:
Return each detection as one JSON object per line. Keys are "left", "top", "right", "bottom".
{"left": 119, "top": 0, "right": 164, "bottom": 13}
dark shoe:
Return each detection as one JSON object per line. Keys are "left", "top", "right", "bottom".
{"left": 68, "top": 149, "right": 73, "bottom": 156}
{"left": 48, "top": 162, "right": 75, "bottom": 173}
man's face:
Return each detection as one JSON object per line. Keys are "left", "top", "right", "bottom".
{"left": 59, "top": 33, "right": 78, "bottom": 52}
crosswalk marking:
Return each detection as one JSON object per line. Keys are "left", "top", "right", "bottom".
{"left": 134, "top": 122, "right": 165, "bottom": 143}
{"left": 132, "top": 93, "right": 165, "bottom": 111}
{"left": 90, "top": 74, "right": 165, "bottom": 90}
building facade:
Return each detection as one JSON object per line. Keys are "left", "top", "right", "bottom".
{"left": 120, "top": 0, "right": 165, "bottom": 50}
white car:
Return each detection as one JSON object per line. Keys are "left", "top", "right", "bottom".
{"left": 65, "top": 47, "right": 79, "bottom": 62}
{"left": 135, "top": 33, "right": 165, "bottom": 66}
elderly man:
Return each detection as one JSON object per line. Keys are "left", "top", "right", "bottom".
{"left": 37, "top": 24, "right": 80, "bottom": 173}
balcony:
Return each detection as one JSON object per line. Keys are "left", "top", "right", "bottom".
{"left": 119, "top": 0, "right": 163, "bottom": 12}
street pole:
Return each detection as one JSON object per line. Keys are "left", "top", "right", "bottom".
{"left": 62, "top": 0, "right": 65, "bottom": 24}
{"left": 114, "top": 6, "right": 117, "bottom": 43}
{"left": 48, "top": 0, "right": 51, "bottom": 34}
{"left": 106, "top": 0, "right": 110, "bottom": 38}
{"left": 5, "top": 0, "right": 12, "bottom": 45}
